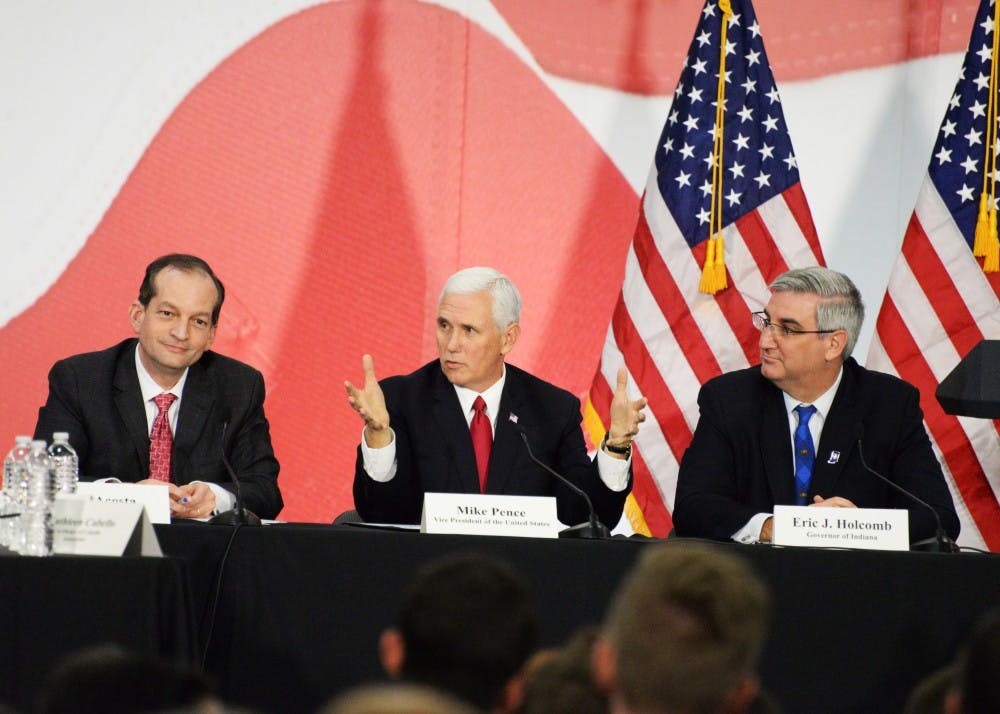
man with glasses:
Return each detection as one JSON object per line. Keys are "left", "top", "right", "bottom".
{"left": 672, "top": 267, "right": 959, "bottom": 544}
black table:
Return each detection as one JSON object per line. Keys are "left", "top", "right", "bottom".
{"left": 155, "top": 523, "right": 1000, "bottom": 714}
{"left": 0, "top": 552, "right": 196, "bottom": 712}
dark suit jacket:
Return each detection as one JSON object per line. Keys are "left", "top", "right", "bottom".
{"left": 34, "top": 338, "right": 282, "bottom": 519}
{"left": 672, "top": 357, "right": 960, "bottom": 543}
{"left": 353, "top": 360, "right": 631, "bottom": 528}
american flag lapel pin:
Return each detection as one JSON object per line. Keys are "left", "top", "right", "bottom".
{"left": 509, "top": 413, "right": 519, "bottom": 424}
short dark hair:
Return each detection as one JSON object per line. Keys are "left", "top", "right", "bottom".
{"left": 138, "top": 253, "right": 225, "bottom": 325}
{"left": 953, "top": 606, "right": 1000, "bottom": 713}
{"left": 604, "top": 542, "right": 770, "bottom": 714}
{"left": 520, "top": 627, "right": 608, "bottom": 714}
{"left": 39, "top": 645, "right": 216, "bottom": 714}
{"left": 397, "top": 553, "right": 539, "bottom": 710}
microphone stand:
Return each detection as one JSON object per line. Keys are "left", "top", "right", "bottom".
{"left": 514, "top": 425, "right": 609, "bottom": 539}
{"left": 208, "top": 422, "right": 262, "bottom": 527}
{"left": 855, "top": 425, "right": 952, "bottom": 553}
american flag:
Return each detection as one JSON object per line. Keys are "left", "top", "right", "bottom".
{"left": 584, "top": 0, "right": 824, "bottom": 536}
{"left": 867, "top": 0, "right": 1000, "bottom": 551}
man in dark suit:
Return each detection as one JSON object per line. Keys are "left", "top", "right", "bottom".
{"left": 34, "top": 254, "right": 282, "bottom": 520}
{"left": 673, "top": 266, "right": 959, "bottom": 545}
{"left": 345, "top": 267, "right": 646, "bottom": 528}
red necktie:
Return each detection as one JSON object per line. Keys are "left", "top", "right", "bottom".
{"left": 470, "top": 396, "right": 492, "bottom": 493}
{"left": 149, "top": 393, "right": 177, "bottom": 482}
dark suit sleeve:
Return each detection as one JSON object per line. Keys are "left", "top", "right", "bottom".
{"left": 352, "top": 397, "right": 423, "bottom": 524}
{"left": 880, "top": 386, "right": 960, "bottom": 542}
{"left": 673, "top": 381, "right": 762, "bottom": 540}
{"left": 34, "top": 360, "right": 93, "bottom": 469}
{"left": 221, "top": 371, "right": 282, "bottom": 520}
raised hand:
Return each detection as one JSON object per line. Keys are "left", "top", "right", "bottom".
{"left": 606, "top": 367, "right": 647, "bottom": 456}
{"left": 344, "top": 354, "right": 393, "bottom": 448}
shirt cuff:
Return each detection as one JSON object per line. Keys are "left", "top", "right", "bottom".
{"left": 595, "top": 447, "right": 631, "bottom": 492}
{"left": 360, "top": 427, "right": 397, "bottom": 483}
{"left": 732, "top": 512, "right": 772, "bottom": 544}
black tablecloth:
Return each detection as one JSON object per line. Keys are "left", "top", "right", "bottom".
{"left": 0, "top": 552, "right": 196, "bottom": 712}
{"left": 155, "top": 523, "right": 1000, "bottom": 714}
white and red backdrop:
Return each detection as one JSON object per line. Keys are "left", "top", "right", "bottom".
{"left": 1, "top": 1, "right": 994, "bottom": 545}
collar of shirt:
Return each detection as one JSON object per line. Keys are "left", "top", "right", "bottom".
{"left": 452, "top": 364, "right": 507, "bottom": 434}
{"left": 134, "top": 344, "right": 189, "bottom": 434}
{"left": 781, "top": 365, "right": 844, "bottom": 446}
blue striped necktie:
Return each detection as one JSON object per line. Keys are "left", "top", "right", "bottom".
{"left": 793, "top": 405, "right": 817, "bottom": 505}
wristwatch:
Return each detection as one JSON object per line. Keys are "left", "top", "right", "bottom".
{"left": 602, "top": 431, "right": 632, "bottom": 458}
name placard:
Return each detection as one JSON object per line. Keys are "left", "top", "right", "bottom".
{"left": 52, "top": 494, "right": 162, "bottom": 557}
{"left": 421, "top": 492, "right": 560, "bottom": 538}
{"left": 75, "top": 482, "right": 171, "bottom": 524}
{"left": 773, "top": 505, "right": 909, "bottom": 551}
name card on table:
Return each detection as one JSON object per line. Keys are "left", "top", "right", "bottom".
{"left": 421, "top": 492, "right": 560, "bottom": 538}
{"left": 75, "top": 482, "right": 171, "bottom": 524}
{"left": 52, "top": 494, "right": 162, "bottom": 557}
{"left": 773, "top": 505, "right": 909, "bottom": 551}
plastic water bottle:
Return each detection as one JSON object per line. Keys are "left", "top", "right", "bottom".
{"left": 48, "top": 432, "right": 79, "bottom": 496}
{"left": 23, "top": 440, "right": 52, "bottom": 557}
{"left": 1, "top": 436, "right": 32, "bottom": 549}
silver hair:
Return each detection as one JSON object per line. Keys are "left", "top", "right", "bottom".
{"left": 768, "top": 266, "right": 865, "bottom": 359}
{"left": 439, "top": 267, "right": 522, "bottom": 330}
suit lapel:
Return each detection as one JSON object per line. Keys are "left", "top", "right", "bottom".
{"left": 811, "top": 364, "right": 858, "bottom": 498}
{"left": 760, "top": 380, "right": 796, "bottom": 505}
{"left": 430, "top": 370, "right": 480, "bottom": 493}
{"left": 487, "top": 370, "right": 523, "bottom": 495}
{"left": 173, "top": 361, "right": 216, "bottom": 481}
{"left": 113, "top": 344, "right": 152, "bottom": 477}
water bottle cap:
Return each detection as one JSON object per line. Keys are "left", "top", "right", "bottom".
{"left": 15, "top": 435, "right": 31, "bottom": 444}
{"left": 30, "top": 439, "right": 46, "bottom": 449}
{"left": 52, "top": 432, "right": 69, "bottom": 442}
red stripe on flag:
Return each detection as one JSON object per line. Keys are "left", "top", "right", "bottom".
{"left": 611, "top": 292, "right": 694, "bottom": 462}
{"left": 629, "top": 446, "right": 674, "bottom": 536}
{"left": 782, "top": 183, "right": 824, "bottom": 261}
{"left": 684, "top": 237, "right": 762, "bottom": 366}
{"left": 632, "top": 214, "right": 723, "bottom": 382}
{"left": 876, "top": 297, "right": 1000, "bottom": 549}
{"left": 904, "top": 216, "right": 984, "bottom": 357}
{"left": 735, "top": 207, "right": 792, "bottom": 284}
{"left": 588, "top": 364, "right": 613, "bottom": 424}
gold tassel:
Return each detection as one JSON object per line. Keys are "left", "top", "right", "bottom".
{"left": 974, "top": 193, "right": 990, "bottom": 257}
{"left": 699, "top": 1, "right": 732, "bottom": 295}
{"left": 699, "top": 237, "right": 717, "bottom": 293}
{"left": 985, "top": 222, "right": 1000, "bottom": 273}
{"left": 713, "top": 234, "right": 728, "bottom": 290}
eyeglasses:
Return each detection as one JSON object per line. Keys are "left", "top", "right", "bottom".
{"left": 751, "top": 311, "right": 837, "bottom": 338}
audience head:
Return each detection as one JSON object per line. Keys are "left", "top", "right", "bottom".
{"left": 321, "top": 683, "right": 481, "bottom": 714}
{"left": 380, "top": 553, "right": 538, "bottom": 712}
{"left": 519, "top": 627, "right": 608, "bottom": 714}
{"left": 947, "top": 606, "right": 1000, "bottom": 714}
{"left": 594, "top": 543, "right": 771, "bottom": 714}
{"left": 39, "top": 644, "right": 220, "bottom": 714}
{"left": 905, "top": 665, "right": 956, "bottom": 714}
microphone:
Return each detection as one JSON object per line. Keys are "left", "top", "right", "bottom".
{"left": 208, "top": 421, "right": 262, "bottom": 526}
{"left": 510, "top": 417, "right": 610, "bottom": 539}
{"left": 854, "top": 423, "right": 952, "bottom": 552}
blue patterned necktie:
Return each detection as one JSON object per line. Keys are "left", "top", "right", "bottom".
{"left": 793, "top": 405, "right": 817, "bottom": 505}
